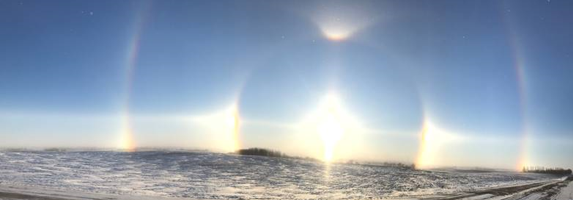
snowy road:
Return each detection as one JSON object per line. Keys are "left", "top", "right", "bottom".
{"left": 554, "top": 181, "right": 573, "bottom": 200}
{"left": 437, "top": 178, "right": 573, "bottom": 200}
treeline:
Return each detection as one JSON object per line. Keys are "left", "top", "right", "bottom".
{"left": 523, "top": 166, "right": 572, "bottom": 175}
{"left": 383, "top": 162, "right": 416, "bottom": 170}
{"left": 237, "top": 148, "right": 287, "bottom": 158}
{"left": 354, "top": 161, "right": 416, "bottom": 170}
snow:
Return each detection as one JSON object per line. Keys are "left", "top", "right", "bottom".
{"left": 0, "top": 150, "right": 559, "bottom": 199}
{"left": 554, "top": 181, "right": 573, "bottom": 200}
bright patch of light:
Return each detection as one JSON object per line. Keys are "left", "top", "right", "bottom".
{"left": 297, "top": 92, "right": 363, "bottom": 162}
{"left": 318, "top": 95, "right": 344, "bottom": 162}
{"left": 320, "top": 20, "right": 353, "bottom": 41}
{"left": 516, "top": 136, "right": 530, "bottom": 172}
{"left": 119, "top": 113, "right": 136, "bottom": 152}
{"left": 316, "top": 17, "right": 356, "bottom": 41}
{"left": 312, "top": 6, "right": 376, "bottom": 41}
{"left": 192, "top": 103, "right": 241, "bottom": 152}
{"left": 415, "top": 120, "right": 461, "bottom": 169}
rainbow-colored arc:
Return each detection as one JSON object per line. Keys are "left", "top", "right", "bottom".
{"left": 415, "top": 12, "right": 531, "bottom": 170}
{"left": 500, "top": 4, "right": 529, "bottom": 171}
{"left": 119, "top": 2, "right": 152, "bottom": 151}
{"left": 510, "top": 34, "right": 530, "bottom": 172}
{"left": 503, "top": 6, "right": 531, "bottom": 171}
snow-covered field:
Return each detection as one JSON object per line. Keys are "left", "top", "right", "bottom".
{"left": 0, "top": 151, "right": 560, "bottom": 199}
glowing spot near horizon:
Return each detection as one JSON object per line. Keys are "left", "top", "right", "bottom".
{"left": 193, "top": 103, "right": 241, "bottom": 152}
{"left": 415, "top": 120, "right": 460, "bottom": 169}
{"left": 119, "top": 113, "right": 136, "bottom": 152}
{"left": 318, "top": 94, "right": 344, "bottom": 162}
{"left": 516, "top": 136, "right": 530, "bottom": 172}
{"left": 295, "top": 92, "right": 363, "bottom": 162}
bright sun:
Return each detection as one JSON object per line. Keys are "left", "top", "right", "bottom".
{"left": 317, "top": 94, "right": 345, "bottom": 162}
{"left": 295, "top": 92, "right": 363, "bottom": 162}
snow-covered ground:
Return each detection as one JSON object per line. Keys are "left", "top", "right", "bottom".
{"left": 554, "top": 181, "right": 573, "bottom": 200}
{"left": 0, "top": 150, "right": 562, "bottom": 199}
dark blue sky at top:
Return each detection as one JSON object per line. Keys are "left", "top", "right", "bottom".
{"left": 1, "top": 0, "right": 572, "bottom": 140}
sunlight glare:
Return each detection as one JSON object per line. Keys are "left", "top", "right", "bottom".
{"left": 415, "top": 120, "right": 461, "bottom": 169}
{"left": 312, "top": 5, "right": 377, "bottom": 41}
{"left": 119, "top": 113, "right": 136, "bottom": 152}
{"left": 318, "top": 109, "right": 344, "bottom": 162}
{"left": 296, "top": 92, "right": 363, "bottom": 162}
{"left": 317, "top": 17, "right": 355, "bottom": 41}
{"left": 318, "top": 94, "right": 344, "bottom": 162}
{"left": 321, "top": 25, "right": 352, "bottom": 41}
{"left": 192, "top": 103, "right": 241, "bottom": 152}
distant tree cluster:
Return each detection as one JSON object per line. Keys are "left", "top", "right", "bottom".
{"left": 381, "top": 162, "right": 416, "bottom": 170}
{"left": 351, "top": 161, "right": 416, "bottom": 170}
{"left": 237, "top": 148, "right": 287, "bottom": 158}
{"left": 44, "top": 148, "right": 67, "bottom": 152}
{"left": 523, "top": 166, "right": 572, "bottom": 175}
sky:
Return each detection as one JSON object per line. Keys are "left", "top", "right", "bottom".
{"left": 1, "top": 0, "right": 572, "bottom": 170}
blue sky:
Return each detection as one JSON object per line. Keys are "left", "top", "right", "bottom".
{"left": 1, "top": 0, "right": 572, "bottom": 169}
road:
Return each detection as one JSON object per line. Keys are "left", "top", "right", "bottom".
{"left": 554, "top": 181, "right": 573, "bottom": 200}
{"left": 424, "top": 178, "right": 573, "bottom": 200}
